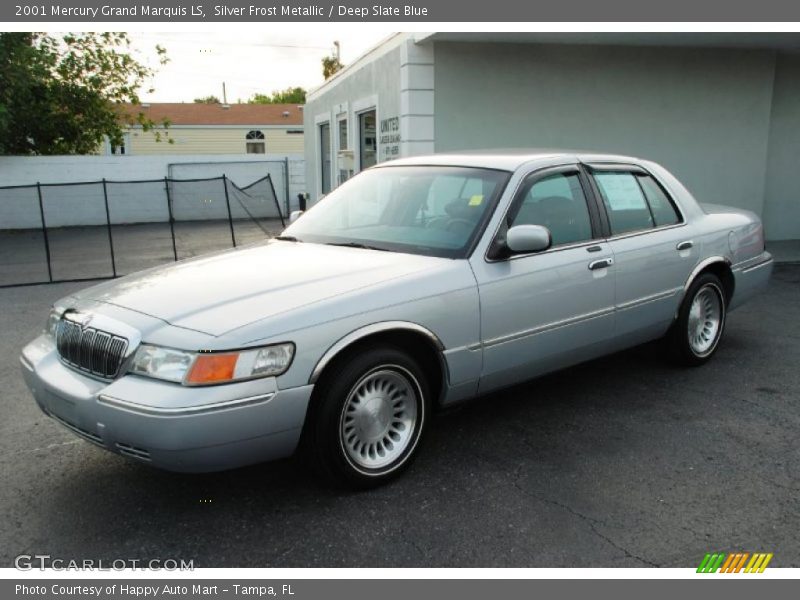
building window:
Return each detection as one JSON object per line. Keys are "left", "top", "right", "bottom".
{"left": 246, "top": 130, "right": 265, "bottom": 154}
{"left": 337, "top": 118, "right": 353, "bottom": 185}
{"left": 358, "top": 110, "right": 377, "bottom": 169}
{"left": 319, "top": 122, "right": 332, "bottom": 194}
{"left": 106, "top": 133, "right": 130, "bottom": 155}
{"left": 338, "top": 118, "right": 348, "bottom": 151}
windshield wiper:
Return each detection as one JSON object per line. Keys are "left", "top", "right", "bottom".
{"left": 325, "top": 242, "right": 390, "bottom": 252}
{"left": 275, "top": 235, "right": 301, "bottom": 242}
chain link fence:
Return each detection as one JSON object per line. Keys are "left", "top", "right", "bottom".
{"left": 0, "top": 174, "right": 285, "bottom": 288}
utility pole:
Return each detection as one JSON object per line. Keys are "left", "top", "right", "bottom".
{"left": 333, "top": 40, "right": 340, "bottom": 60}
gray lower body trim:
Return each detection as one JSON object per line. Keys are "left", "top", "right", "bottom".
{"left": 479, "top": 287, "right": 680, "bottom": 350}
{"left": 740, "top": 256, "right": 774, "bottom": 274}
{"left": 97, "top": 392, "right": 276, "bottom": 416}
{"left": 483, "top": 306, "right": 616, "bottom": 349}
{"left": 616, "top": 287, "right": 681, "bottom": 311}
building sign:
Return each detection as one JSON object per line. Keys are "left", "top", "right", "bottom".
{"left": 379, "top": 116, "right": 401, "bottom": 161}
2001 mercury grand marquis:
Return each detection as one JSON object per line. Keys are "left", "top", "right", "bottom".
{"left": 20, "top": 151, "right": 773, "bottom": 486}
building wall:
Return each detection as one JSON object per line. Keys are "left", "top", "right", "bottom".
{"left": 762, "top": 53, "right": 800, "bottom": 241}
{"left": 304, "top": 36, "right": 403, "bottom": 201}
{"left": 434, "top": 42, "right": 790, "bottom": 238}
{"left": 129, "top": 126, "right": 304, "bottom": 155}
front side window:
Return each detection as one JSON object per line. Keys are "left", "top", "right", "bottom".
{"left": 509, "top": 172, "right": 593, "bottom": 246}
{"left": 245, "top": 130, "right": 265, "bottom": 154}
{"left": 283, "top": 166, "right": 510, "bottom": 258}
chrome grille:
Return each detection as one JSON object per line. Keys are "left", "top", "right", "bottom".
{"left": 56, "top": 318, "right": 128, "bottom": 379}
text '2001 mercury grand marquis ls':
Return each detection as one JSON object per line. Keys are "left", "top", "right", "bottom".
{"left": 20, "top": 151, "right": 773, "bottom": 487}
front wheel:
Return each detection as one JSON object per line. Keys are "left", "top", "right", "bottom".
{"left": 667, "top": 273, "right": 727, "bottom": 366}
{"left": 302, "top": 344, "right": 429, "bottom": 488}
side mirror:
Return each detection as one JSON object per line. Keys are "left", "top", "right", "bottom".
{"left": 289, "top": 210, "right": 304, "bottom": 224}
{"left": 506, "top": 224, "right": 552, "bottom": 254}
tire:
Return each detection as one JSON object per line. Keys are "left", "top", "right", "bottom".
{"left": 301, "top": 344, "right": 430, "bottom": 488}
{"left": 667, "top": 273, "right": 727, "bottom": 366}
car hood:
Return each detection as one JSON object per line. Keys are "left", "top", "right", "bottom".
{"left": 67, "top": 241, "right": 451, "bottom": 337}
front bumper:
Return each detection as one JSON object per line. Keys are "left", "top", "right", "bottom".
{"left": 730, "top": 251, "right": 774, "bottom": 311}
{"left": 20, "top": 334, "right": 313, "bottom": 473}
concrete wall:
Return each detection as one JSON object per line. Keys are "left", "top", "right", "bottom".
{"left": 435, "top": 43, "right": 779, "bottom": 224}
{"left": 302, "top": 39, "right": 798, "bottom": 240}
{"left": 0, "top": 154, "right": 305, "bottom": 229}
{"left": 130, "top": 126, "right": 304, "bottom": 155}
{"left": 762, "top": 53, "right": 800, "bottom": 241}
{"left": 304, "top": 36, "right": 403, "bottom": 202}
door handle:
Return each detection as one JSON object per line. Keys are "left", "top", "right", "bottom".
{"left": 588, "top": 258, "right": 613, "bottom": 271}
{"left": 676, "top": 240, "right": 694, "bottom": 251}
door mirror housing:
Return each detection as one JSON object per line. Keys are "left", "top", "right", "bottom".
{"left": 289, "top": 210, "right": 304, "bottom": 224}
{"left": 506, "top": 224, "right": 552, "bottom": 254}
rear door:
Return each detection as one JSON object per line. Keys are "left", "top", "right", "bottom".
{"left": 585, "top": 164, "right": 696, "bottom": 343}
{"left": 470, "top": 165, "right": 616, "bottom": 393}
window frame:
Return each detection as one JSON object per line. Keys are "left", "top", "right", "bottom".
{"left": 357, "top": 108, "right": 378, "bottom": 171}
{"left": 245, "top": 129, "right": 266, "bottom": 154}
{"left": 486, "top": 164, "right": 605, "bottom": 262}
{"left": 318, "top": 121, "right": 332, "bottom": 195}
{"left": 105, "top": 133, "right": 131, "bottom": 156}
{"left": 352, "top": 95, "right": 378, "bottom": 173}
{"left": 583, "top": 162, "right": 686, "bottom": 240}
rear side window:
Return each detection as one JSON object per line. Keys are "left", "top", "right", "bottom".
{"left": 637, "top": 175, "right": 681, "bottom": 226}
{"left": 593, "top": 172, "right": 653, "bottom": 234}
{"left": 592, "top": 171, "right": 682, "bottom": 235}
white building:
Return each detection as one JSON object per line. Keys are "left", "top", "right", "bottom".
{"left": 304, "top": 33, "right": 800, "bottom": 241}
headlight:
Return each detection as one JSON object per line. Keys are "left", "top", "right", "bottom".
{"left": 45, "top": 308, "right": 63, "bottom": 338}
{"left": 130, "top": 345, "right": 195, "bottom": 383}
{"left": 130, "top": 342, "right": 295, "bottom": 385}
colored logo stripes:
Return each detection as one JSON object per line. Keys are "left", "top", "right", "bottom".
{"left": 697, "top": 552, "right": 773, "bottom": 573}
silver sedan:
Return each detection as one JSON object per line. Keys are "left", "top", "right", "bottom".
{"left": 20, "top": 151, "right": 773, "bottom": 487}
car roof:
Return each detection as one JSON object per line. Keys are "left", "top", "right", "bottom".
{"left": 381, "top": 148, "right": 643, "bottom": 171}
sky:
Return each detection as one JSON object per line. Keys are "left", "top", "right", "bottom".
{"left": 129, "top": 30, "right": 397, "bottom": 103}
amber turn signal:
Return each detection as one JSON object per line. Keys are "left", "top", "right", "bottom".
{"left": 186, "top": 353, "right": 239, "bottom": 384}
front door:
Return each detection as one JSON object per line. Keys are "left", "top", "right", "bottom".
{"left": 470, "top": 166, "right": 616, "bottom": 394}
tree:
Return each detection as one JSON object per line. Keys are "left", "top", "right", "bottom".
{"left": 193, "top": 95, "right": 220, "bottom": 104}
{"left": 322, "top": 55, "right": 344, "bottom": 80}
{"left": 0, "top": 32, "right": 169, "bottom": 155}
{"left": 247, "top": 86, "right": 306, "bottom": 104}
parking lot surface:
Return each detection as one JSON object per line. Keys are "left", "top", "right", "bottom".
{"left": 1, "top": 266, "right": 798, "bottom": 568}
{"left": 0, "top": 219, "right": 282, "bottom": 287}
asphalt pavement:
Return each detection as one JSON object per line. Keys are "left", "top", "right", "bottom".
{"left": 1, "top": 266, "right": 797, "bottom": 568}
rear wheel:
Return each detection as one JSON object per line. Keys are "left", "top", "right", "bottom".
{"left": 302, "top": 344, "right": 429, "bottom": 488}
{"left": 667, "top": 273, "right": 727, "bottom": 366}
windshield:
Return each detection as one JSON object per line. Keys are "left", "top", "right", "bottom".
{"left": 282, "top": 165, "right": 510, "bottom": 258}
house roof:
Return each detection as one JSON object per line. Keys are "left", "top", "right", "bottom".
{"left": 120, "top": 103, "right": 304, "bottom": 126}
